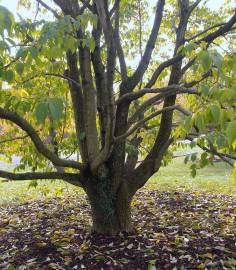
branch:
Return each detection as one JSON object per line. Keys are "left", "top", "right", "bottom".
{"left": 115, "top": 105, "right": 190, "bottom": 141}
{"left": 78, "top": 46, "right": 99, "bottom": 162}
{"left": 109, "top": 0, "right": 119, "bottom": 16}
{"left": 3, "top": 36, "right": 34, "bottom": 70}
{"left": 0, "top": 134, "right": 29, "bottom": 144}
{"left": 219, "top": 152, "right": 236, "bottom": 161}
{"left": 0, "top": 170, "right": 82, "bottom": 186}
{"left": 20, "top": 73, "right": 81, "bottom": 87}
{"left": 80, "top": 0, "right": 93, "bottom": 12}
{"left": 186, "top": 23, "right": 226, "bottom": 42}
{"left": 199, "top": 10, "right": 236, "bottom": 43}
{"left": 91, "top": 19, "right": 107, "bottom": 148}
{"left": 0, "top": 108, "right": 84, "bottom": 170}
{"left": 186, "top": 136, "right": 234, "bottom": 167}
{"left": 66, "top": 52, "right": 88, "bottom": 162}
{"left": 53, "top": 0, "right": 80, "bottom": 17}
{"left": 129, "top": 99, "right": 164, "bottom": 127}
{"left": 35, "top": 0, "right": 61, "bottom": 19}
{"left": 148, "top": 7, "right": 236, "bottom": 175}
{"left": 145, "top": 54, "right": 183, "bottom": 88}
{"left": 0, "top": 170, "right": 75, "bottom": 181}
{"left": 183, "top": 70, "right": 212, "bottom": 88}
{"left": 128, "top": 2, "right": 191, "bottom": 193}
{"left": 189, "top": 0, "right": 202, "bottom": 13}
{"left": 111, "top": 0, "right": 165, "bottom": 189}
{"left": 122, "top": 0, "right": 165, "bottom": 91}
{"left": 91, "top": 0, "right": 117, "bottom": 170}
{"left": 117, "top": 85, "right": 198, "bottom": 105}
{"left": 127, "top": 87, "right": 197, "bottom": 126}
{"left": 146, "top": 10, "right": 236, "bottom": 89}
{"left": 90, "top": 115, "right": 113, "bottom": 172}
{"left": 114, "top": 1, "right": 127, "bottom": 80}
{"left": 181, "top": 57, "right": 196, "bottom": 75}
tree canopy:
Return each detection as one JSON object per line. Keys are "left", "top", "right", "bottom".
{"left": 0, "top": 0, "right": 235, "bottom": 233}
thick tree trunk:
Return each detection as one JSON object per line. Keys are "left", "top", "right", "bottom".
{"left": 85, "top": 180, "right": 133, "bottom": 235}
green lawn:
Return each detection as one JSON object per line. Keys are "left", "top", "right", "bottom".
{"left": 0, "top": 179, "right": 84, "bottom": 206}
{"left": 149, "top": 156, "right": 235, "bottom": 194}
{"left": 0, "top": 153, "right": 235, "bottom": 205}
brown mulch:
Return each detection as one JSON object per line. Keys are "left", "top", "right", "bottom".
{"left": 0, "top": 189, "right": 236, "bottom": 270}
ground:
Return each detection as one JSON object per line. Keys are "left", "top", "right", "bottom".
{"left": 0, "top": 189, "right": 236, "bottom": 270}
{"left": 0, "top": 157, "right": 235, "bottom": 270}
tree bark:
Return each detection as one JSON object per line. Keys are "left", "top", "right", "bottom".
{"left": 85, "top": 179, "right": 133, "bottom": 235}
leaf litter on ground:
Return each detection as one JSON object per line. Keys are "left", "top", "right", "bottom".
{"left": 0, "top": 189, "right": 236, "bottom": 270}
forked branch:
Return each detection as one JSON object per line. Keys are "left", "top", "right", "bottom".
{"left": 0, "top": 108, "right": 84, "bottom": 170}
{"left": 123, "top": 0, "right": 165, "bottom": 91}
{"left": 116, "top": 85, "right": 198, "bottom": 104}
{"left": 35, "top": 0, "right": 61, "bottom": 19}
{"left": 146, "top": 10, "right": 236, "bottom": 88}
{"left": 115, "top": 105, "right": 191, "bottom": 141}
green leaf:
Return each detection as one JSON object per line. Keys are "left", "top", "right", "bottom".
{"left": 48, "top": 97, "right": 64, "bottom": 122}
{"left": 191, "top": 169, "right": 196, "bottom": 178}
{"left": 198, "top": 51, "right": 212, "bottom": 71}
{"left": 200, "top": 152, "right": 208, "bottom": 167}
{"left": 183, "top": 42, "right": 196, "bottom": 56}
{"left": 0, "top": 5, "right": 14, "bottom": 34}
{"left": 210, "top": 104, "right": 220, "bottom": 122}
{"left": 16, "top": 62, "right": 24, "bottom": 75}
{"left": 220, "top": 110, "right": 231, "bottom": 130}
{"left": 30, "top": 47, "right": 39, "bottom": 58}
{"left": 89, "top": 37, "right": 95, "bottom": 52}
{"left": 191, "top": 153, "right": 197, "bottom": 162}
{"left": 226, "top": 120, "right": 236, "bottom": 145}
{"left": 212, "top": 51, "right": 223, "bottom": 69}
{"left": 195, "top": 114, "right": 205, "bottom": 130}
{"left": 190, "top": 140, "right": 196, "bottom": 148}
{"left": 16, "top": 48, "right": 28, "bottom": 60}
{"left": 3, "top": 70, "right": 14, "bottom": 83}
{"left": 190, "top": 164, "right": 197, "bottom": 178}
{"left": 184, "top": 154, "right": 189, "bottom": 164}
{"left": 183, "top": 115, "right": 192, "bottom": 130}
{"left": 200, "top": 85, "right": 209, "bottom": 96}
{"left": 28, "top": 180, "right": 38, "bottom": 189}
{"left": 34, "top": 102, "right": 48, "bottom": 124}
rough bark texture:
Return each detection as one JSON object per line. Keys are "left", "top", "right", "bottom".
{"left": 1, "top": 0, "right": 235, "bottom": 235}
{"left": 84, "top": 176, "right": 133, "bottom": 235}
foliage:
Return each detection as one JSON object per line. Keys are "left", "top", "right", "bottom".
{"left": 0, "top": 0, "right": 235, "bottom": 234}
{"left": 0, "top": 1, "right": 234, "bottom": 175}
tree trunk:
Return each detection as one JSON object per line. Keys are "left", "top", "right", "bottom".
{"left": 85, "top": 179, "right": 133, "bottom": 235}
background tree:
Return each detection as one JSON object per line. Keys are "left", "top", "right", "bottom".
{"left": 0, "top": 0, "right": 235, "bottom": 234}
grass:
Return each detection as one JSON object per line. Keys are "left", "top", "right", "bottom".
{"left": 149, "top": 156, "right": 235, "bottom": 194}
{"left": 0, "top": 149, "right": 235, "bottom": 205}
{"left": 0, "top": 180, "right": 83, "bottom": 205}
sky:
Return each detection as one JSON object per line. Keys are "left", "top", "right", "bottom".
{"left": 1, "top": 0, "right": 235, "bottom": 18}
{"left": 0, "top": 0, "right": 52, "bottom": 20}
{"left": 0, "top": 0, "right": 234, "bottom": 70}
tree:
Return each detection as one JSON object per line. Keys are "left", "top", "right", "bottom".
{"left": 0, "top": 0, "right": 235, "bottom": 234}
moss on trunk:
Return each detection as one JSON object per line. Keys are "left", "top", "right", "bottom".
{"left": 85, "top": 178, "right": 133, "bottom": 235}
